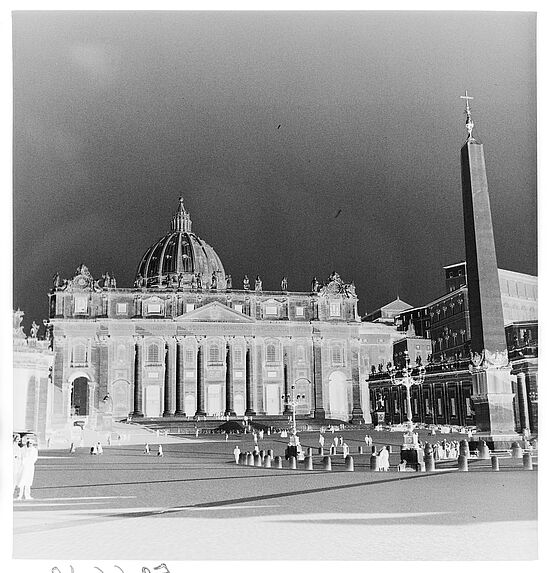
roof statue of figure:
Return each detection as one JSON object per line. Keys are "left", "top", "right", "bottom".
{"left": 460, "top": 90, "right": 475, "bottom": 140}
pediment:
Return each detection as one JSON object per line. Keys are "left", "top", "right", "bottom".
{"left": 175, "top": 301, "right": 255, "bottom": 323}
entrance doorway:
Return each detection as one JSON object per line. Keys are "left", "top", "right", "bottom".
{"left": 328, "top": 371, "right": 348, "bottom": 419}
{"left": 207, "top": 384, "right": 223, "bottom": 415}
{"left": 265, "top": 384, "right": 280, "bottom": 415}
{"left": 145, "top": 385, "right": 161, "bottom": 417}
{"left": 71, "top": 377, "right": 89, "bottom": 416}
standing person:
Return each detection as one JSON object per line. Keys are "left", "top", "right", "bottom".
{"left": 107, "top": 435, "right": 112, "bottom": 446}
{"left": 378, "top": 446, "right": 390, "bottom": 471}
{"left": 16, "top": 442, "right": 39, "bottom": 500}
{"left": 342, "top": 442, "right": 349, "bottom": 458}
{"left": 253, "top": 432, "right": 258, "bottom": 444}
{"left": 13, "top": 436, "right": 22, "bottom": 497}
{"left": 96, "top": 442, "right": 103, "bottom": 455}
{"left": 157, "top": 445, "right": 164, "bottom": 457}
{"left": 339, "top": 436, "right": 344, "bottom": 447}
{"left": 318, "top": 434, "right": 325, "bottom": 449}
{"left": 233, "top": 445, "right": 241, "bottom": 463}
{"left": 195, "top": 427, "right": 199, "bottom": 438}
{"left": 69, "top": 442, "right": 76, "bottom": 454}
{"left": 225, "top": 432, "right": 229, "bottom": 441}
{"left": 144, "top": 443, "right": 150, "bottom": 455}
{"left": 333, "top": 436, "right": 338, "bottom": 449}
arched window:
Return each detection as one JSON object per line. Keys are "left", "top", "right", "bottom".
{"left": 209, "top": 344, "right": 221, "bottom": 363}
{"left": 72, "top": 343, "right": 87, "bottom": 365}
{"left": 233, "top": 347, "right": 243, "bottom": 364}
{"left": 331, "top": 344, "right": 343, "bottom": 365}
{"left": 147, "top": 343, "right": 160, "bottom": 363}
{"left": 266, "top": 343, "right": 277, "bottom": 363}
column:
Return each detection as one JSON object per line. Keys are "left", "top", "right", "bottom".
{"left": 174, "top": 337, "right": 185, "bottom": 416}
{"left": 350, "top": 339, "right": 364, "bottom": 424}
{"left": 312, "top": 336, "right": 325, "bottom": 419}
{"left": 245, "top": 340, "right": 256, "bottom": 416}
{"left": 195, "top": 338, "right": 206, "bottom": 416}
{"left": 255, "top": 340, "right": 265, "bottom": 415}
{"left": 132, "top": 337, "right": 144, "bottom": 417}
{"left": 225, "top": 340, "right": 236, "bottom": 416}
{"left": 516, "top": 372, "right": 530, "bottom": 433}
{"left": 163, "top": 340, "right": 175, "bottom": 417}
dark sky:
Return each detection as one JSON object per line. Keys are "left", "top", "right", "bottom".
{"left": 12, "top": 11, "right": 537, "bottom": 329}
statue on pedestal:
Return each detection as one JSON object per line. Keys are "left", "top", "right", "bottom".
{"left": 281, "top": 276, "right": 288, "bottom": 291}
{"left": 255, "top": 275, "right": 262, "bottom": 292}
{"left": 211, "top": 272, "right": 217, "bottom": 290}
{"left": 226, "top": 274, "right": 232, "bottom": 289}
{"left": 311, "top": 277, "right": 319, "bottom": 292}
{"left": 243, "top": 275, "right": 250, "bottom": 290}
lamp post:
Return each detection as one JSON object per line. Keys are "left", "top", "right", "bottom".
{"left": 281, "top": 378, "right": 310, "bottom": 459}
{"left": 387, "top": 351, "right": 425, "bottom": 452}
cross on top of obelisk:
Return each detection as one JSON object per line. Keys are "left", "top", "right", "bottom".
{"left": 460, "top": 90, "right": 475, "bottom": 139}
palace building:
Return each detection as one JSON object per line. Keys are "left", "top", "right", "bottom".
{"left": 43, "top": 199, "right": 402, "bottom": 437}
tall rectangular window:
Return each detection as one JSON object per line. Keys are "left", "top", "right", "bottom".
{"left": 74, "top": 296, "right": 88, "bottom": 314}
{"left": 295, "top": 306, "right": 304, "bottom": 317}
{"left": 116, "top": 303, "right": 127, "bottom": 315}
{"left": 329, "top": 302, "right": 341, "bottom": 317}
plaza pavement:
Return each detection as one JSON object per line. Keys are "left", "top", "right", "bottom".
{"left": 12, "top": 429, "right": 537, "bottom": 561}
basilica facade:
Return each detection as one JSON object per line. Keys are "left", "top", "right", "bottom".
{"left": 46, "top": 199, "right": 401, "bottom": 434}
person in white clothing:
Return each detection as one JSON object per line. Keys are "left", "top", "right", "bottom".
{"left": 13, "top": 436, "right": 22, "bottom": 497}
{"left": 233, "top": 445, "right": 241, "bottom": 463}
{"left": 157, "top": 444, "right": 164, "bottom": 457}
{"left": 96, "top": 442, "right": 103, "bottom": 455}
{"left": 378, "top": 446, "right": 390, "bottom": 471}
{"left": 318, "top": 434, "right": 325, "bottom": 448}
{"left": 16, "top": 442, "right": 38, "bottom": 500}
{"left": 342, "top": 443, "right": 349, "bottom": 458}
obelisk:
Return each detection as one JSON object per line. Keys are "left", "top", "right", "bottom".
{"left": 460, "top": 92, "right": 516, "bottom": 436}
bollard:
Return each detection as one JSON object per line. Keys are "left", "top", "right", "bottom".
{"left": 305, "top": 455, "right": 313, "bottom": 470}
{"left": 370, "top": 454, "right": 380, "bottom": 471}
{"left": 246, "top": 453, "right": 254, "bottom": 466}
{"left": 307, "top": 447, "right": 313, "bottom": 456}
{"left": 358, "top": 446, "right": 363, "bottom": 454}
{"left": 417, "top": 461, "right": 426, "bottom": 472}
{"left": 458, "top": 454, "right": 468, "bottom": 472}
{"left": 330, "top": 445, "right": 336, "bottom": 455}
{"left": 238, "top": 452, "right": 246, "bottom": 465}
{"left": 254, "top": 454, "right": 262, "bottom": 467}
{"left": 345, "top": 455, "right": 354, "bottom": 472}
{"left": 323, "top": 456, "right": 332, "bottom": 471}
{"left": 522, "top": 452, "right": 533, "bottom": 470}
{"left": 459, "top": 439, "right": 470, "bottom": 459}
{"left": 491, "top": 455, "right": 500, "bottom": 471}
{"left": 371, "top": 445, "right": 377, "bottom": 454}
{"left": 289, "top": 456, "right": 297, "bottom": 469}
{"left": 477, "top": 440, "right": 490, "bottom": 460}
{"left": 425, "top": 453, "right": 435, "bottom": 472}
{"left": 264, "top": 455, "right": 272, "bottom": 468}
{"left": 259, "top": 450, "right": 265, "bottom": 460}
{"left": 274, "top": 456, "right": 283, "bottom": 469}
{"left": 267, "top": 449, "right": 274, "bottom": 458}
{"left": 318, "top": 447, "right": 323, "bottom": 455}
{"left": 511, "top": 442, "right": 523, "bottom": 459}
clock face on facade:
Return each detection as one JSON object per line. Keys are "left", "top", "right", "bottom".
{"left": 77, "top": 277, "right": 87, "bottom": 286}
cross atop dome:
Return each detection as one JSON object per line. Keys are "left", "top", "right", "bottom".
{"left": 171, "top": 197, "right": 192, "bottom": 232}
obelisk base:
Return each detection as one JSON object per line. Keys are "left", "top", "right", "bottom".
{"left": 471, "top": 368, "right": 516, "bottom": 435}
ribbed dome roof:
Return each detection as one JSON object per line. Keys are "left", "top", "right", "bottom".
{"left": 135, "top": 198, "right": 226, "bottom": 289}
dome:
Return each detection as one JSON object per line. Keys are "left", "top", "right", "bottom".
{"left": 135, "top": 198, "right": 227, "bottom": 289}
